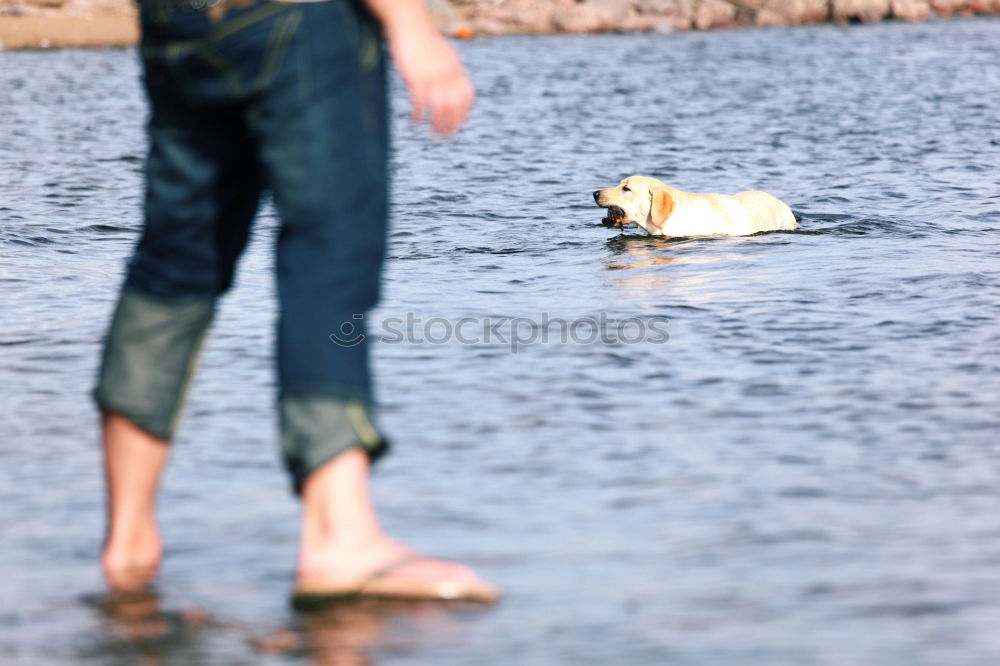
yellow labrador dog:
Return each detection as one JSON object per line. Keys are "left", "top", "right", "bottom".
{"left": 594, "top": 175, "right": 797, "bottom": 237}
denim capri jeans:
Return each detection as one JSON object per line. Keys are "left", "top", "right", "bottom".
{"left": 94, "top": 0, "right": 389, "bottom": 493}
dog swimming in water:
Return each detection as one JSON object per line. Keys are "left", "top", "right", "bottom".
{"left": 594, "top": 175, "right": 797, "bottom": 237}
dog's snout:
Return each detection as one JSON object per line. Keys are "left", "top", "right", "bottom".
{"left": 593, "top": 190, "right": 601, "bottom": 203}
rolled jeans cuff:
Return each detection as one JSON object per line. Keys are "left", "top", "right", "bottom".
{"left": 93, "top": 285, "right": 214, "bottom": 440}
{"left": 281, "top": 394, "right": 389, "bottom": 495}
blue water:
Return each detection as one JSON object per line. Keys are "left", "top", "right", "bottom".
{"left": 2, "top": 17, "right": 999, "bottom": 665}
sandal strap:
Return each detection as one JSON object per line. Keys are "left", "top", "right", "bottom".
{"left": 360, "top": 553, "right": 424, "bottom": 588}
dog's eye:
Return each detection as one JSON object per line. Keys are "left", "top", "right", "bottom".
{"left": 622, "top": 185, "right": 631, "bottom": 192}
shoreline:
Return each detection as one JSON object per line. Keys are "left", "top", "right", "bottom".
{"left": 1, "top": 0, "right": 998, "bottom": 50}
{"left": 0, "top": 14, "right": 137, "bottom": 49}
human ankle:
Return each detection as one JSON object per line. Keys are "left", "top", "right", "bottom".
{"left": 300, "top": 519, "right": 389, "bottom": 555}
{"left": 103, "top": 522, "right": 162, "bottom": 570}
{"left": 299, "top": 449, "right": 386, "bottom": 546}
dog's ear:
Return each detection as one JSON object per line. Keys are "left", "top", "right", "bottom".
{"left": 650, "top": 188, "right": 675, "bottom": 225}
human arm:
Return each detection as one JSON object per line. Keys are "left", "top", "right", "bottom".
{"left": 359, "top": 0, "right": 474, "bottom": 136}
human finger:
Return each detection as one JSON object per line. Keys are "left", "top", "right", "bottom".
{"left": 431, "top": 74, "right": 474, "bottom": 136}
{"left": 409, "top": 78, "right": 428, "bottom": 125}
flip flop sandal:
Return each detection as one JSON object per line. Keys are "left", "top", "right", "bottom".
{"left": 291, "top": 554, "right": 500, "bottom": 610}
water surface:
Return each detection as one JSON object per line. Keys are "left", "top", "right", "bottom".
{"left": 2, "top": 17, "right": 1000, "bottom": 665}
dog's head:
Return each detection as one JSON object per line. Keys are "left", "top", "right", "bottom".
{"left": 593, "top": 176, "right": 675, "bottom": 233}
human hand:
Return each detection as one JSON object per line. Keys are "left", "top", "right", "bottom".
{"left": 385, "top": 22, "right": 475, "bottom": 136}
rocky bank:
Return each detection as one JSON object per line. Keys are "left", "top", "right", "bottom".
{"left": 1, "top": 0, "right": 999, "bottom": 49}
{"left": 433, "top": 0, "right": 1000, "bottom": 34}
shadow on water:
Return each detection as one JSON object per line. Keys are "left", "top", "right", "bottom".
{"left": 78, "top": 589, "right": 492, "bottom": 665}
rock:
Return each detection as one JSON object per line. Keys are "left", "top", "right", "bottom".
{"left": 426, "top": 0, "right": 455, "bottom": 30}
{"left": 890, "top": 0, "right": 931, "bottom": 19}
{"left": 25, "top": 0, "right": 66, "bottom": 8}
{"left": 929, "top": 0, "right": 973, "bottom": 13}
{"left": 551, "top": 5, "right": 614, "bottom": 33}
{"left": 619, "top": 13, "right": 678, "bottom": 31}
{"left": 832, "top": 0, "right": 891, "bottom": 22}
{"left": 465, "top": 0, "right": 556, "bottom": 34}
{"left": 735, "top": 0, "right": 770, "bottom": 9}
{"left": 4, "top": 0, "right": 1000, "bottom": 50}
{"left": 634, "top": 0, "right": 689, "bottom": 12}
{"left": 0, "top": 12, "right": 137, "bottom": 46}
{"left": 551, "top": 0, "right": 626, "bottom": 33}
{"left": 693, "top": 0, "right": 738, "bottom": 29}
{"left": 466, "top": 16, "right": 516, "bottom": 35}
{"left": 586, "top": 0, "right": 632, "bottom": 14}
{"left": 756, "top": 0, "right": 830, "bottom": 25}
{"left": 633, "top": 0, "right": 693, "bottom": 27}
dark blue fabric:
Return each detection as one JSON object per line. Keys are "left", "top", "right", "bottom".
{"left": 127, "top": 0, "right": 389, "bottom": 406}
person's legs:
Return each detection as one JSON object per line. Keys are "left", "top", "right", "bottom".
{"left": 97, "top": 25, "right": 265, "bottom": 587}
{"left": 254, "top": 2, "right": 493, "bottom": 598}
{"left": 100, "top": 413, "right": 169, "bottom": 590}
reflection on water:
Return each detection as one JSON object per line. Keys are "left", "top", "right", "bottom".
{"left": 83, "top": 590, "right": 233, "bottom": 665}
{"left": 83, "top": 590, "right": 489, "bottom": 666}
{"left": 604, "top": 234, "right": 752, "bottom": 295}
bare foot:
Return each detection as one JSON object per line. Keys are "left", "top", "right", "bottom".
{"left": 297, "top": 449, "right": 498, "bottom": 603}
{"left": 298, "top": 535, "right": 485, "bottom": 588}
{"left": 101, "top": 523, "right": 162, "bottom": 591}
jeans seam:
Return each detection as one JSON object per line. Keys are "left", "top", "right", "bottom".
{"left": 255, "top": 9, "right": 303, "bottom": 92}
